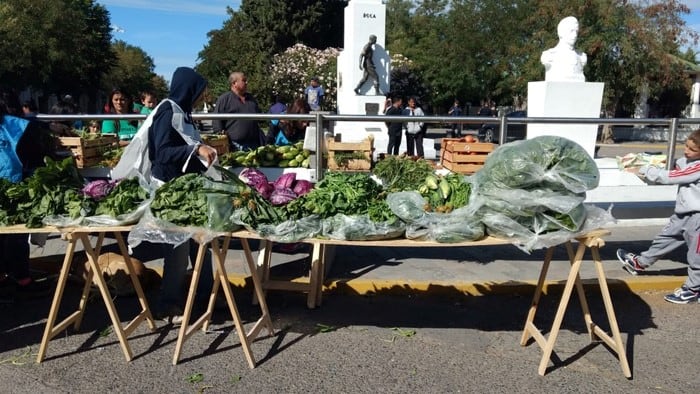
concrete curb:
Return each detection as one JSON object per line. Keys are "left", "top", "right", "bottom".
{"left": 217, "top": 272, "right": 684, "bottom": 298}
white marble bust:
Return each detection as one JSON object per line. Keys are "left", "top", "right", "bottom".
{"left": 540, "top": 16, "right": 587, "bottom": 82}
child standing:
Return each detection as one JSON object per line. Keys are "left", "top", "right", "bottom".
{"left": 617, "top": 128, "right": 700, "bottom": 304}
{"left": 140, "top": 91, "right": 157, "bottom": 115}
{"left": 304, "top": 76, "right": 324, "bottom": 111}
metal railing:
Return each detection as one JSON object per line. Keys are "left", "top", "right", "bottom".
{"left": 37, "top": 112, "right": 700, "bottom": 179}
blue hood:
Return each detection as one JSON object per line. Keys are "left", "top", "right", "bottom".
{"left": 168, "top": 67, "right": 207, "bottom": 113}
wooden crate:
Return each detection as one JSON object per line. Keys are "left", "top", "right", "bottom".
{"left": 58, "top": 135, "right": 118, "bottom": 168}
{"left": 326, "top": 138, "right": 373, "bottom": 171}
{"left": 201, "top": 134, "right": 229, "bottom": 155}
{"left": 439, "top": 139, "right": 495, "bottom": 174}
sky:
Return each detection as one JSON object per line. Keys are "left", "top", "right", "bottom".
{"left": 98, "top": 0, "right": 237, "bottom": 82}
{"left": 99, "top": 0, "right": 700, "bottom": 83}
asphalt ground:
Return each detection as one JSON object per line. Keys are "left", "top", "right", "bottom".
{"left": 1, "top": 288, "right": 698, "bottom": 393}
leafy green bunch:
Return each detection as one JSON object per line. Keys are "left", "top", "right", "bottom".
{"left": 94, "top": 178, "right": 150, "bottom": 217}
{"left": 150, "top": 173, "right": 209, "bottom": 227}
{"left": 0, "top": 157, "right": 94, "bottom": 227}
{"left": 284, "top": 172, "right": 395, "bottom": 223}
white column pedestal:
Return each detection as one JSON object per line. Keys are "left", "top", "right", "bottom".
{"left": 527, "top": 81, "right": 604, "bottom": 158}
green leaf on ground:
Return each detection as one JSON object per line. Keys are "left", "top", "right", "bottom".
{"left": 99, "top": 326, "right": 112, "bottom": 337}
{"left": 0, "top": 346, "right": 33, "bottom": 365}
{"left": 316, "top": 323, "right": 337, "bottom": 333}
{"left": 186, "top": 373, "right": 204, "bottom": 384}
{"left": 391, "top": 327, "right": 416, "bottom": 337}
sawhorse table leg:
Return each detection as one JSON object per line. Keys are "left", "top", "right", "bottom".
{"left": 520, "top": 233, "right": 631, "bottom": 378}
{"left": 37, "top": 231, "right": 155, "bottom": 363}
{"left": 173, "top": 236, "right": 274, "bottom": 368}
{"left": 255, "top": 240, "right": 325, "bottom": 309}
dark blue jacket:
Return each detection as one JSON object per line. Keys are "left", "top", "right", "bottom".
{"left": 148, "top": 67, "right": 208, "bottom": 182}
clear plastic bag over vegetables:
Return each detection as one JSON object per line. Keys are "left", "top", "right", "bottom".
{"left": 481, "top": 205, "right": 614, "bottom": 251}
{"left": 129, "top": 171, "right": 239, "bottom": 247}
{"left": 387, "top": 191, "right": 484, "bottom": 243}
{"left": 321, "top": 214, "right": 405, "bottom": 241}
{"left": 471, "top": 135, "right": 599, "bottom": 194}
{"left": 469, "top": 136, "right": 608, "bottom": 249}
{"left": 254, "top": 215, "right": 322, "bottom": 243}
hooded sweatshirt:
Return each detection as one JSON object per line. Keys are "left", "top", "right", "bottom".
{"left": 640, "top": 157, "right": 700, "bottom": 215}
{"left": 148, "top": 67, "right": 208, "bottom": 182}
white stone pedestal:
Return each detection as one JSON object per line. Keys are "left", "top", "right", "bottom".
{"left": 331, "top": 0, "right": 436, "bottom": 159}
{"left": 527, "top": 81, "right": 604, "bottom": 158}
{"left": 335, "top": 0, "right": 390, "bottom": 143}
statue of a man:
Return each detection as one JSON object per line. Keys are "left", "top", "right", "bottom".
{"left": 354, "top": 35, "right": 382, "bottom": 95}
{"left": 540, "top": 16, "right": 587, "bottom": 82}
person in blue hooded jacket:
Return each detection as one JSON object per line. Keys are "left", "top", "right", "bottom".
{"left": 1, "top": 90, "right": 56, "bottom": 302}
{"left": 147, "top": 67, "right": 218, "bottom": 323}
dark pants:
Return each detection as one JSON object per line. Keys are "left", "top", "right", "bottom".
{"left": 450, "top": 123, "right": 462, "bottom": 137}
{"left": 406, "top": 132, "right": 425, "bottom": 157}
{"left": 159, "top": 240, "right": 214, "bottom": 312}
{"left": 387, "top": 129, "right": 402, "bottom": 155}
{"left": 0, "top": 234, "right": 30, "bottom": 279}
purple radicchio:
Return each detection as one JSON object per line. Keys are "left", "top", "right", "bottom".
{"left": 273, "top": 172, "right": 297, "bottom": 190}
{"left": 82, "top": 179, "right": 118, "bottom": 201}
{"left": 292, "top": 180, "right": 314, "bottom": 196}
{"left": 269, "top": 188, "right": 298, "bottom": 206}
{"left": 238, "top": 167, "right": 269, "bottom": 188}
{"left": 255, "top": 182, "right": 274, "bottom": 200}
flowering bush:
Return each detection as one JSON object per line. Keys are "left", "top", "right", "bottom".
{"left": 269, "top": 44, "right": 340, "bottom": 111}
{"left": 268, "top": 45, "right": 428, "bottom": 112}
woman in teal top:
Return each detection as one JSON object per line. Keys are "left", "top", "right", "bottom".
{"left": 102, "top": 88, "right": 138, "bottom": 144}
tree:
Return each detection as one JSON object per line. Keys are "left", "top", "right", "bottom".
{"left": 101, "top": 40, "right": 159, "bottom": 101}
{"left": 385, "top": 0, "right": 697, "bottom": 117}
{"left": 0, "top": 0, "right": 114, "bottom": 107}
{"left": 196, "top": 0, "right": 348, "bottom": 105}
{"left": 389, "top": 53, "right": 430, "bottom": 108}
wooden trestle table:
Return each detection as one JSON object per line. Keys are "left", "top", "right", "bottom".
{"left": 242, "top": 228, "right": 631, "bottom": 378}
{"left": 6, "top": 224, "right": 629, "bottom": 376}
{"left": 0, "top": 225, "right": 156, "bottom": 363}
{"left": 0, "top": 225, "right": 273, "bottom": 368}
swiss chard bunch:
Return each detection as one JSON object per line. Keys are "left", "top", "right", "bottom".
{"left": 150, "top": 173, "right": 209, "bottom": 227}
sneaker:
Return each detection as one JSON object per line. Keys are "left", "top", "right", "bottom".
{"left": 616, "top": 249, "right": 645, "bottom": 275}
{"left": 664, "top": 286, "right": 700, "bottom": 304}
{"left": 153, "top": 304, "right": 184, "bottom": 326}
{"left": 169, "top": 314, "right": 184, "bottom": 326}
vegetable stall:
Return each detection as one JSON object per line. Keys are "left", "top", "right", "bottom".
{"left": 0, "top": 134, "right": 630, "bottom": 377}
